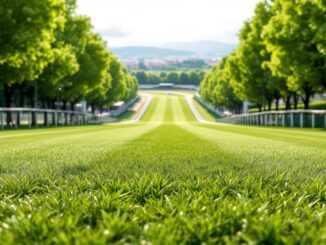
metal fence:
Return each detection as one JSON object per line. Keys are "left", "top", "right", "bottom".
{"left": 194, "top": 96, "right": 223, "bottom": 117}
{"left": 219, "top": 110, "right": 326, "bottom": 128}
{"left": 110, "top": 96, "right": 140, "bottom": 117}
{"left": 0, "top": 108, "right": 117, "bottom": 130}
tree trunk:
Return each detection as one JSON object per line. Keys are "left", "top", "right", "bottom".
{"left": 42, "top": 100, "right": 46, "bottom": 109}
{"left": 275, "top": 94, "right": 281, "bottom": 110}
{"left": 53, "top": 100, "right": 56, "bottom": 110}
{"left": 302, "top": 83, "right": 312, "bottom": 110}
{"left": 41, "top": 100, "right": 47, "bottom": 126}
{"left": 285, "top": 96, "right": 291, "bottom": 110}
{"left": 293, "top": 93, "right": 299, "bottom": 110}
{"left": 91, "top": 103, "right": 96, "bottom": 114}
{"left": 19, "top": 91, "right": 25, "bottom": 107}
{"left": 4, "top": 84, "right": 13, "bottom": 126}
{"left": 27, "top": 89, "right": 37, "bottom": 126}
{"left": 302, "top": 94, "right": 311, "bottom": 110}
{"left": 275, "top": 98, "right": 279, "bottom": 110}
{"left": 63, "top": 101, "right": 67, "bottom": 111}
{"left": 267, "top": 97, "right": 272, "bottom": 111}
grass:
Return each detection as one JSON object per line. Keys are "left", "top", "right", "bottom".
{"left": 0, "top": 92, "right": 325, "bottom": 244}
{"left": 249, "top": 100, "right": 326, "bottom": 113}
{"left": 116, "top": 110, "right": 137, "bottom": 122}
{"left": 192, "top": 98, "right": 220, "bottom": 121}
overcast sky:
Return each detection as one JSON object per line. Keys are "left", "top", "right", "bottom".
{"left": 77, "top": 0, "right": 261, "bottom": 47}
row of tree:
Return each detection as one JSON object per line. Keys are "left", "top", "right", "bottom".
{"left": 133, "top": 70, "right": 205, "bottom": 85}
{"left": 0, "top": 0, "right": 138, "bottom": 119}
{"left": 200, "top": 0, "right": 325, "bottom": 112}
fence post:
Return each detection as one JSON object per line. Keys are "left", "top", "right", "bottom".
{"left": 282, "top": 114, "right": 285, "bottom": 127}
{"left": 275, "top": 113, "right": 278, "bottom": 127}
{"left": 35, "top": 112, "right": 38, "bottom": 128}
{"left": 54, "top": 112, "right": 57, "bottom": 126}
{"left": 0, "top": 112, "right": 3, "bottom": 130}
{"left": 16, "top": 112, "right": 21, "bottom": 129}
{"left": 311, "top": 113, "right": 315, "bottom": 128}
{"left": 290, "top": 113, "right": 294, "bottom": 127}
{"left": 300, "top": 113, "right": 304, "bottom": 128}
{"left": 27, "top": 112, "right": 33, "bottom": 128}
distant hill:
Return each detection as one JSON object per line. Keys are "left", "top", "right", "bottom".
{"left": 111, "top": 46, "right": 195, "bottom": 59}
{"left": 159, "top": 41, "right": 237, "bottom": 58}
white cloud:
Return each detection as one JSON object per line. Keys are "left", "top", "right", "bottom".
{"left": 98, "top": 26, "right": 129, "bottom": 38}
{"left": 77, "top": 0, "right": 261, "bottom": 47}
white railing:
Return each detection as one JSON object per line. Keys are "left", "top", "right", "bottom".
{"left": 0, "top": 108, "right": 117, "bottom": 130}
{"left": 219, "top": 109, "right": 326, "bottom": 128}
{"left": 194, "top": 96, "right": 223, "bottom": 118}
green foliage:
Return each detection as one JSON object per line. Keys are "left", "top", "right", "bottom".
{"left": 0, "top": 93, "right": 325, "bottom": 243}
{"left": 0, "top": 0, "right": 67, "bottom": 85}
{"left": 106, "top": 56, "right": 128, "bottom": 106}
{"left": 263, "top": 0, "right": 326, "bottom": 109}
{"left": 200, "top": 58, "right": 243, "bottom": 113}
{"left": 133, "top": 70, "right": 204, "bottom": 85}
{"left": 201, "top": 0, "right": 326, "bottom": 111}
{"left": 0, "top": 0, "right": 138, "bottom": 114}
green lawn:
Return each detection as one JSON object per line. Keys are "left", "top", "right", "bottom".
{"left": 0, "top": 92, "right": 325, "bottom": 244}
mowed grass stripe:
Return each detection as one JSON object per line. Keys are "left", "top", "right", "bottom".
{"left": 193, "top": 123, "right": 326, "bottom": 150}
{"left": 0, "top": 124, "right": 159, "bottom": 174}
{"left": 184, "top": 123, "right": 326, "bottom": 180}
{"left": 165, "top": 96, "right": 174, "bottom": 123}
{"left": 140, "top": 95, "right": 167, "bottom": 123}
{"left": 172, "top": 95, "right": 196, "bottom": 123}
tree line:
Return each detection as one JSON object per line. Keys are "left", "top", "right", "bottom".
{"left": 0, "top": 0, "right": 138, "bottom": 122}
{"left": 133, "top": 70, "right": 205, "bottom": 85}
{"left": 200, "top": 0, "right": 325, "bottom": 112}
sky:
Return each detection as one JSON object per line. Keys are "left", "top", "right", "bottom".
{"left": 77, "top": 0, "right": 261, "bottom": 48}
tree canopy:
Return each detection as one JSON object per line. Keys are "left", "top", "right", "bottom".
{"left": 200, "top": 0, "right": 326, "bottom": 112}
{"left": 0, "top": 0, "right": 138, "bottom": 124}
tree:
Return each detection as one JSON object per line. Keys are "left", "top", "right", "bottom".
{"left": 200, "top": 58, "right": 242, "bottom": 113}
{"left": 263, "top": 0, "right": 326, "bottom": 109}
{"left": 225, "top": 1, "right": 284, "bottom": 111}
{"left": 0, "top": 0, "right": 67, "bottom": 124}
{"left": 147, "top": 73, "right": 161, "bottom": 84}
{"left": 166, "top": 72, "right": 179, "bottom": 84}
{"left": 106, "top": 56, "right": 127, "bottom": 107}
{"left": 179, "top": 72, "right": 191, "bottom": 85}
{"left": 66, "top": 33, "right": 111, "bottom": 110}
{"left": 189, "top": 71, "right": 201, "bottom": 85}
{"left": 134, "top": 71, "right": 148, "bottom": 85}
{"left": 123, "top": 75, "right": 138, "bottom": 101}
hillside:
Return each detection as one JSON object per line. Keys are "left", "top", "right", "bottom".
{"left": 111, "top": 46, "right": 195, "bottom": 59}
{"left": 160, "top": 41, "right": 237, "bottom": 57}
{"left": 111, "top": 41, "right": 237, "bottom": 59}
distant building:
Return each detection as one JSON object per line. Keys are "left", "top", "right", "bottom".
{"left": 139, "top": 84, "right": 199, "bottom": 91}
{"left": 158, "top": 83, "right": 174, "bottom": 89}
